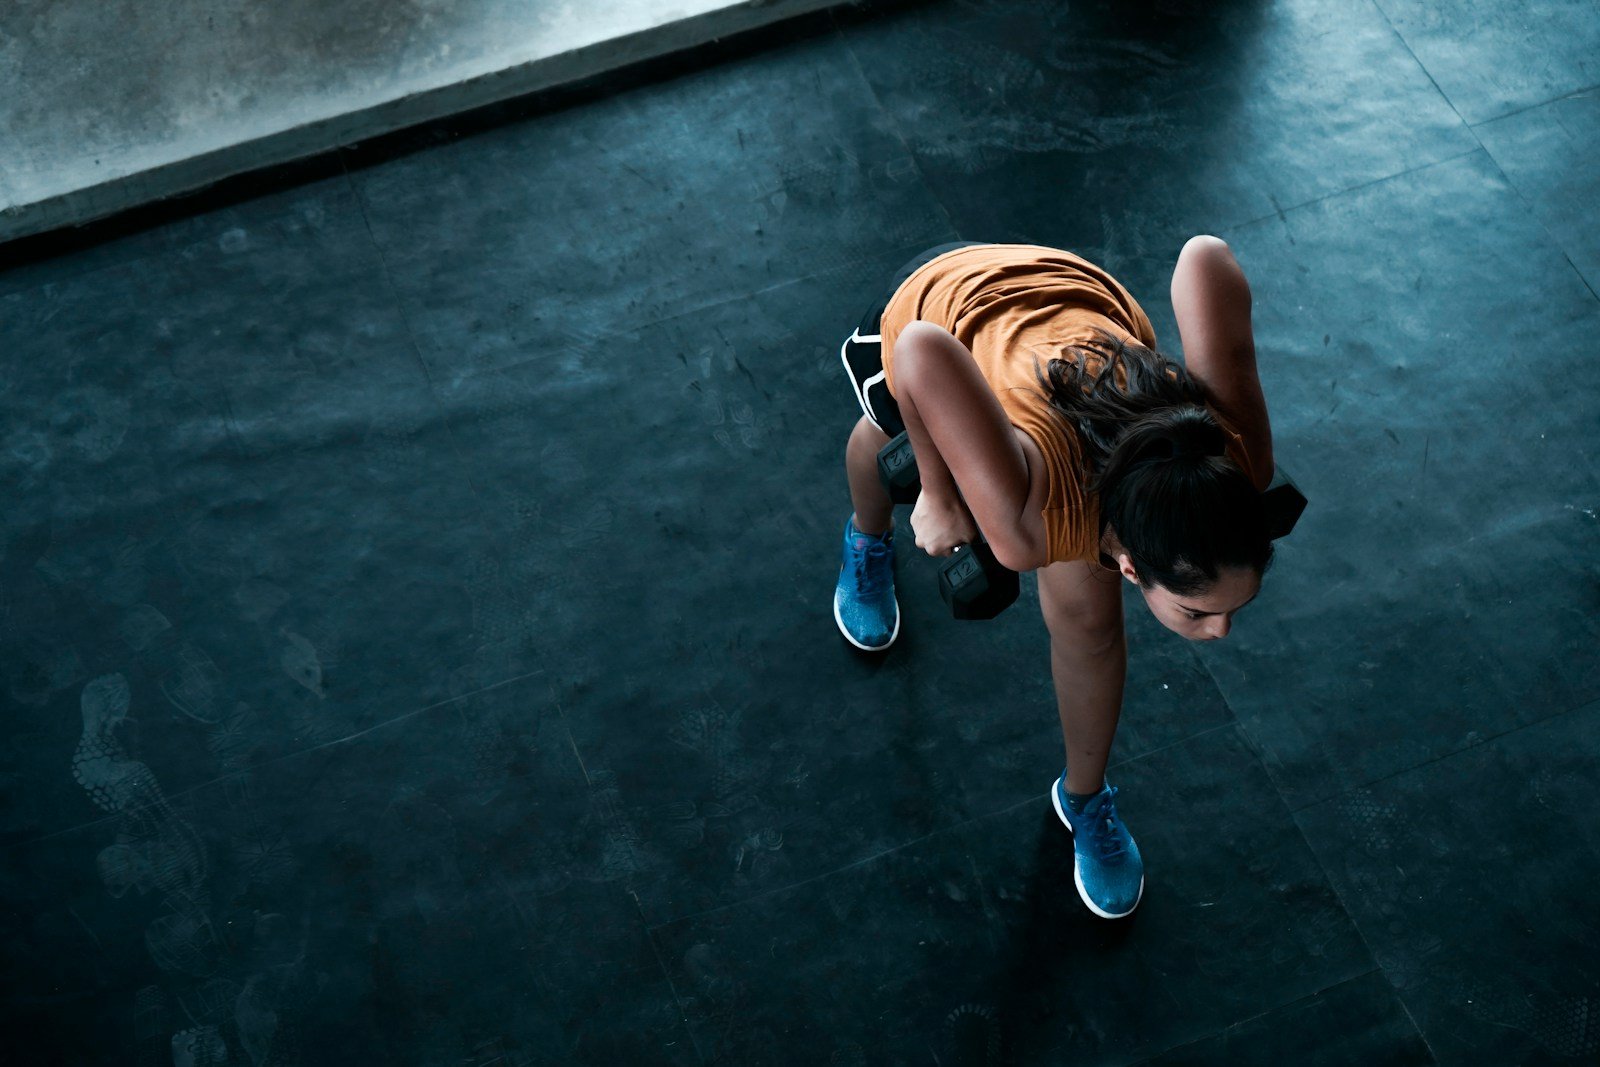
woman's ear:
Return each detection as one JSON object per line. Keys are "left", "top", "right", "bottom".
{"left": 1116, "top": 553, "right": 1140, "bottom": 586}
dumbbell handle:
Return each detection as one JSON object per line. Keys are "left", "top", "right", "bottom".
{"left": 875, "top": 432, "right": 1020, "bottom": 619}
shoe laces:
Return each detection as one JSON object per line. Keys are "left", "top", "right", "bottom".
{"left": 851, "top": 537, "right": 893, "bottom": 597}
{"left": 1085, "top": 785, "right": 1127, "bottom": 861}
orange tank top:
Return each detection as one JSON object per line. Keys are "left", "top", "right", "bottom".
{"left": 879, "top": 244, "right": 1256, "bottom": 564}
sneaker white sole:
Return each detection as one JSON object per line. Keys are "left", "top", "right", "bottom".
{"left": 833, "top": 579, "right": 900, "bottom": 652}
{"left": 1051, "top": 777, "right": 1144, "bottom": 920}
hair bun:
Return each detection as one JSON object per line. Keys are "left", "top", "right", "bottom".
{"left": 1157, "top": 407, "right": 1228, "bottom": 461}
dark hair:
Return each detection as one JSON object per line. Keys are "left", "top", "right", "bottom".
{"left": 1034, "top": 330, "right": 1272, "bottom": 596}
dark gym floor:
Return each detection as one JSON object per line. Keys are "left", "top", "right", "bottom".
{"left": 3, "top": 0, "right": 1598, "bottom": 1063}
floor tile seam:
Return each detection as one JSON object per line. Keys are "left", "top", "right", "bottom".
{"left": 1283, "top": 681, "right": 1596, "bottom": 1054}
{"left": 1198, "top": 649, "right": 1377, "bottom": 793}
{"left": 1103, "top": 717, "right": 1240, "bottom": 780}
{"left": 634, "top": 890, "right": 709, "bottom": 1065}
{"left": 1367, "top": 0, "right": 1586, "bottom": 396}
{"left": 1230, "top": 145, "right": 1485, "bottom": 235}
{"left": 638, "top": 719, "right": 1237, "bottom": 932}
{"left": 1468, "top": 81, "right": 1600, "bottom": 130}
{"left": 1223, "top": 721, "right": 1417, "bottom": 1065}
{"left": 1364, "top": 0, "right": 1474, "bottom": 134}
{"left": 1274, "top": 798, "right": 1442, "bottom": 1064}
{"left": 1185, "top": 658, "right": 1400, "bottom": 1014}
{"left": 1565, "top": 253, "right": 1600, "bottom": 304}
{"left": 1115, "top": 967, "right": 1389, "bottom": 1066}
{"left": 1461, "top": 107, "right": 1600, "bottom": 307}
{"left": 1478, "top": 167, "right": 1600, "bottom": 305}
{"left": 1250, "top": 0, "right": 1489, "bottom": 227}
{"left": 1274, "top": 801, "right": 1417, "bottom": 1060}
{"left": 17, "top": 667, "right": 548, "bottom": 848}
{"left": 830, "top": 8, "right": 962, "bottom": 240}
{"left": 1375, "top": 961, "right": 1443, "bottom": 1066}
{"left": 1284, "top": 692, "right": 1600, "bottom": 817}
{"left": 1536, "top": 227, "right": 1600, "bottom": 303}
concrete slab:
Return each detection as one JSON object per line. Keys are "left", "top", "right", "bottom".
{"left": 0, "top": 0, "right": 847, "bottom": 244}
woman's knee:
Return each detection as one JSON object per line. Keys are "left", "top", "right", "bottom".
{"left": 1048, "top": 617, "right": 1124, "bottom": 659}
{"left": 849, "top": 414, "right": 890, "bottom": 453}
{"left": 1038, "top": 561, "right": 1123, "bottom": 650}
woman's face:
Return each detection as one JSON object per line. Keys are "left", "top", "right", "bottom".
{"left": 1113, "top": 556, "right": 1262, "bottom": 642}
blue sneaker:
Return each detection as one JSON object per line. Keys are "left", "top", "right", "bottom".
{"left": 833, "top": 514, "right": 900, "bottom": 651}
{"left": 1051, "top": 774, "right": 1145, "bottom": 919}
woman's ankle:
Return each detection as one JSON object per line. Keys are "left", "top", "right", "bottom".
{"left": 851, "top": 512, "right": 894, "bottom": 539}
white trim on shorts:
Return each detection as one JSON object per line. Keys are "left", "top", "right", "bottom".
{"left": 840, "top": 328, "right": 889, "bottom": 434}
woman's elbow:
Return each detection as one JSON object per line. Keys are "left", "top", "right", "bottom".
{"left": 1182, "top": 234, "right": 1230, "bottom": 259}
{"left": 987, "top": 524, "right": 1043, "bottom": 574}
{"left": 1173, "top": 234, "right": 1251, "bottom": 309}
{"left": 989, "top": 543, "right": 1033, "bottom": 575}
{"left": 1176, "top": 235, "right": 1244, "bottom": 281}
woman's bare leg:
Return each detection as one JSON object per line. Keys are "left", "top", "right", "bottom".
{"left": 1051, "top": 630, "right": 1128, "bottom": 794}
{"left": 1038, "top": 560, "right": 1127, "bottom": 794}
{"left": 845, "top": 415, "right": 895, "bottom": 537}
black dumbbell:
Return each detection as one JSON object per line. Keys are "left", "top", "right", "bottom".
{"left": 875, "top": 432, "right": 1020, "bottom": 620}
{"left": 937, "top": 541, "right": 1021, "bottom": 620}
{"left": 875, "top": 431, "right": 921, "bottom": 505}
{"left": 1261, "top": 465, "right": 1308, "bottom": 541}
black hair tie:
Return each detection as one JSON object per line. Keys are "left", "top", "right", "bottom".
{"left": 1166, "top": 431, "right": 1226, "bottom": 461}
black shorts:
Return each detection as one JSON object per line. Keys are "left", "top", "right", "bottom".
{"left": 840, "top": 241, "right": 986, "bottom": 438}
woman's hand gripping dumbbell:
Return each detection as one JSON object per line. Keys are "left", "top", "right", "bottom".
{"left": 876, "top": 431, "right": 1021, "bottom": 620}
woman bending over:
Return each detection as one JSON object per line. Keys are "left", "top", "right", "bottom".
{"left": 834, "top": 236, "right": 1274, "bottom": 919}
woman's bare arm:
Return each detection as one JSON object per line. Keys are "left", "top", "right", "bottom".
{"left": 1170, "top": 235, "right": 1275, "bottom": 491}
{"left": 893, "top": 321, "right": 1039, "bottom": 571}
